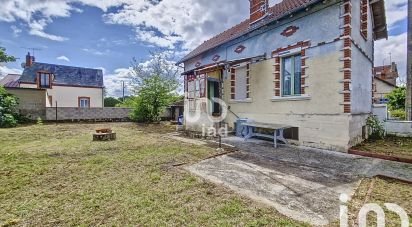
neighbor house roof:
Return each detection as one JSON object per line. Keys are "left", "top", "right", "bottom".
{"left": 0, "top": 74, "right": 21, "bottom": 88}
{"left": 179, "top": 0, "right": 388, "bottom": 64}
{"left": 374, "top": 76, "right": 397, "bottom": 87}
{"left": 20, "top": 62, "right": 104, "bottom": 88}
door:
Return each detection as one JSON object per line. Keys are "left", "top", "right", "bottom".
{"left": 208, "top": 80, "right": 220, "bottom": 115}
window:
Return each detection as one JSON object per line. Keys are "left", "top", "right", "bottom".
{"left": 38, "top": 72, "right": 52, "bottom": 88}
{"left": 233, "top": 66, "right": 248, "bottom": 100}
{"left": 78, "top": 97, "right": 90, "bottom": 108}
{"left": 282, "top": 54, "right": 301, "bottom": 96}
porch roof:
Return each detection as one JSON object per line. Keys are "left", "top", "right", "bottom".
{"left": 370, "top": 0, "right": 388, "bottom": 40}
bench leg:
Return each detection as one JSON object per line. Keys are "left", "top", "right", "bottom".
{"left": 276, "top": 129, "right": 288, "bottom": 145}
{"left": 274, "top": 130, "right": 277, "bottom": 148}
{"left": 244, "top": 126, "right": 253, "bottom": 141}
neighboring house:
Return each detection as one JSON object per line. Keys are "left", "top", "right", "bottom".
{"left": 0, "top": 74, "right": 21, "bottom": 87}
{"left": 17, "top": 53, "right": 104, "bottom": 108}
{"left": 373, "top": 63, "right": 398, "bottom": 104}
{"left": 177, "top": 0, "right": 387, "bottom": 151}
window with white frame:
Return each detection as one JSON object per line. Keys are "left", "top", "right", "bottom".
{"left": 234, "top": 65, "right": 248, "bottom": 100}
{"left": 78, "top": 97, "right": 90, "bottom": 108}
{"left": 282, "top": 54, "right": 302, "bottom": 96}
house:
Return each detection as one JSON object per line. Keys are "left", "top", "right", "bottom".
{"left": 16, "top": 53, "right": 104, "bottom": 108}
{"left": 177, "top": 0, "right": 387, "bottom": 152}
{"left": 373, "top": 62, "right": 398, "bottom": 104}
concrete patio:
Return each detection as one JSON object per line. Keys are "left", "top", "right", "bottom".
{"left": 185, "top": 137, "right": 412, "bottom": 226}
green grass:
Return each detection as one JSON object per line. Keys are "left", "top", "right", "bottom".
{"left": 353, "top": 136, "right": 412, "bottom": 159}
{"left": 344, "top": 177, "right": 412, "bottom": 227}
{"left": 0, "top": 123, "right": 305, "bottom": 226}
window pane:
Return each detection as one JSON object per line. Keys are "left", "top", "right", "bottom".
{"left": 282, "top": 57, "right": 292, "bottom": 96}
{"left": 294, "top": 55, "right": 301, "bottom": 95}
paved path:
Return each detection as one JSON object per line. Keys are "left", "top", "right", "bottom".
{"left": 185, "top": 137, "right": 412, "bottom": 226}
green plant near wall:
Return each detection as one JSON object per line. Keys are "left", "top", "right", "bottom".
{"left": 366, "top": 115, "right": 385, "bottom": 140}
{"left": 0, "top": 86, "right": 20, "bottom": 128}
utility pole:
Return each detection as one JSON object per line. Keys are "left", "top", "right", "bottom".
{"left": 407, "top": 0, "right": 412, "bottom": 120}
{"left": 121, "top": 81, "right": 126, "bottom": 102}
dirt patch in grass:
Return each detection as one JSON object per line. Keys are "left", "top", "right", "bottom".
{"left": 0, "top": 123, "right": 306, "bottom": 226}
{"left": 353, "top": 136, "right": 412, "bottom": 160}
{"left": 345, "top": 176, "right": 412, "bottom": 226}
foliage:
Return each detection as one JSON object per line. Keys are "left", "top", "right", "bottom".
{"left": 366, "top": 115, "right": 385, "bottom": 140}
{"left": 104, "top": 97, "right": 122, "bottom": 107}
{"left": 129, "top": 51, "right": 180, "bottom": 122}
{"left": 0, "top": 46, "right": 16, "bottom": 63}
{"left": 385, "top": 86, "right": 406, "bottom": 111}
{"left": 131, "top": 75, "right": 178, "bottom": 122}
{"left": 389, "top": 109, "right": 406, "bottom": 120}
{"left": 116, "top": 96, "right": 138, "bottom": 108}
{"left": 36, "top": 117, "right": 43, "bottom": 125}
{"left": 0, "top": 86, "right": 20, "bottom": 128}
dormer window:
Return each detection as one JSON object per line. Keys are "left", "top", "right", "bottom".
{"left": 37, "top": 72, "right": 53, "bottom": 89}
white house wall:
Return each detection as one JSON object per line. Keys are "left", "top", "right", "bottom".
{"left": 20, "top": 83, "right": 103, "bottom": 108}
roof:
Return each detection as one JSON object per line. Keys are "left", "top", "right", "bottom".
{"left": 20, "top": 62, "right": 104, "bottom": 88}
{"left": 179, "top": 0, "right": 388, "bottom": 64}
{"left": 370, "top": 0, "right": 388, "bottom": 40}
{"left": 178, "top": 0, "right": 320, "bottom": 63}
{"left": 374, "top": 76, "right": 397, "bottom": 87}
{"left": 0, "top": 74, "right": 21, "bottom": 87}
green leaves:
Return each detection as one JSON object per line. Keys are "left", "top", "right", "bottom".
{"left": 0, "top": 86, "right": 20, "bottom": 128}
{"left": 385, "top": 86, "right": 406, "bottom": 111}
{"left": 0, "top": 47, "right": 16, "bottom": 63}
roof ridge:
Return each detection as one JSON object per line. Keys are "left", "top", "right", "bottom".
{"left": 34, "top": 62, "right": 103, "bottom": 72}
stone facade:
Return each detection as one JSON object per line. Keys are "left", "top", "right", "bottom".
{"left": 45, "top": 107, "right": 132, "bottom": 121}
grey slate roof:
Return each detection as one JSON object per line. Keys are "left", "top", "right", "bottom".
{"left": 20, "top": 62, "right": 104, "bottom": 88}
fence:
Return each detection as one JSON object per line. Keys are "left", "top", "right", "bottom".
{"left": 385, "top": 121, "right": 412, "bottom": 137}
{"left": 45, "top": 107, "right": 133, "bottom": 121}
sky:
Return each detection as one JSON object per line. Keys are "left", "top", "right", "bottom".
{"left": 0, "top": 0, "right": 408, "bottom": 97}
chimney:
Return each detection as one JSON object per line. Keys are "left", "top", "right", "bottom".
{"left": 25, "top": 52, "right": 33, "bottom": 67}
{"left": 249, "top": 0, "right": 269, "bottom": 25}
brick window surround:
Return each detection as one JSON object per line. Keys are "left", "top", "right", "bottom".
{"left": 272, "top": 41, "right": 310, "bottom": 97}
{"left": 360, "top": 0, "right": 368, "bottom": 40}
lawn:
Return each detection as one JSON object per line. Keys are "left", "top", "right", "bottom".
{"left": 0, "top": 123, "right": 305, "bottom": 226}
{"left": 353, "top": 136, "right": 412, "bottom": 160}
{"left": 345, "top": 176, "right": 412, "bottom": 226}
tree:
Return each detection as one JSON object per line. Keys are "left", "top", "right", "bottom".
{"left": 104, "top": 97, "right": 121, "bottom": 107}
{"left": 0, "top": 47, "right": 16, "bottom": 63}
{"left": 0, "top": 86, "right": 20, "bottom": 128}
{"left": 129, "top": 51, "right": 180, "bottom": 122}
{"left": 386, "top": 86, "right": 406, "bottom": 110}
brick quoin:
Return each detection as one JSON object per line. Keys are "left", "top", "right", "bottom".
{"left": 231, "top": 68, "right": 236, "bottom": 99}
{"left": 342, "top": 0, "right": 352, "bottom": 113}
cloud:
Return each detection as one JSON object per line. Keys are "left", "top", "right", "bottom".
{"left": 82, "top": 48, "right": 110, "bottom": 56}
{"left": 103, "top": 67, "right": 133, "bottom": 97}
{"left": 10, "top": 25, "right": 22, "bottom": 37}
{"left": 103, "top": 0, "right": 249, "bottom": 51}
{"left": 57, "top": 55, "right": 70, "bottom": 62}
{"left": 0, "top": 64, "right": 23, "bottom": 77}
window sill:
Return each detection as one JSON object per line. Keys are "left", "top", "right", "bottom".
{"left": 271, "top": 95, "right": 311, "bottom": 102}
{"left": 229, "top": 98, "right": 253, "bottom": 103}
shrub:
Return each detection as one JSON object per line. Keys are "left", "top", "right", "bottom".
{"left": 385, "top": 87, "right": 406, "bottom": 111}
{"left": 0, "top": 86, "right": 20, "bottom": 128}
{"left": 390, "top": 109, "right": 406, "bottom": 120}
{"left": 366, "top": 115, "right": 385, "bottom": 140}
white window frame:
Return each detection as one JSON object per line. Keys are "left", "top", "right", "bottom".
{"left": 281, "top": 53, "right": 302, "bottom": 97}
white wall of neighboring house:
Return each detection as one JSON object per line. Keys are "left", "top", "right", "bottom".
{"left": 374, "top": 79, "right": 395, "bottom": 100}
{"left": 20, "top": 83, "right": 103, "bottom": 108}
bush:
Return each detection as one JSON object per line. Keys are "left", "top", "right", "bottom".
{"left": 390, "top": 109, "right": 406, "bottom": 120}
{"left": 385, "top": 87, "right": 406, "bottom": 111}
{"left": 0, "top": 86, "right": 20, "bottom": 128}
{"left": 366, "top": 115, "right": 385, "bottom": 140}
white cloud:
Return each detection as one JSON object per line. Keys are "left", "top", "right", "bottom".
{"left": 0, "top": 64, "right": 23, "bottom": 77}
{"left": 103, "top": 67, "right": 133, "bottom": 97}
{"left": 10, "top": 25, "right": 22, "bottom": 37}
{"left": 82, "top": 48, "right": 110, "bottom": 56}
{"left": 57, "top": 55, "right": 70, "bottom": 62}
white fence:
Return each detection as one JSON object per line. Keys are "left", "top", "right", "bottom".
{"left": 385, "top": 121, "right": 412, "bottom": 137}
